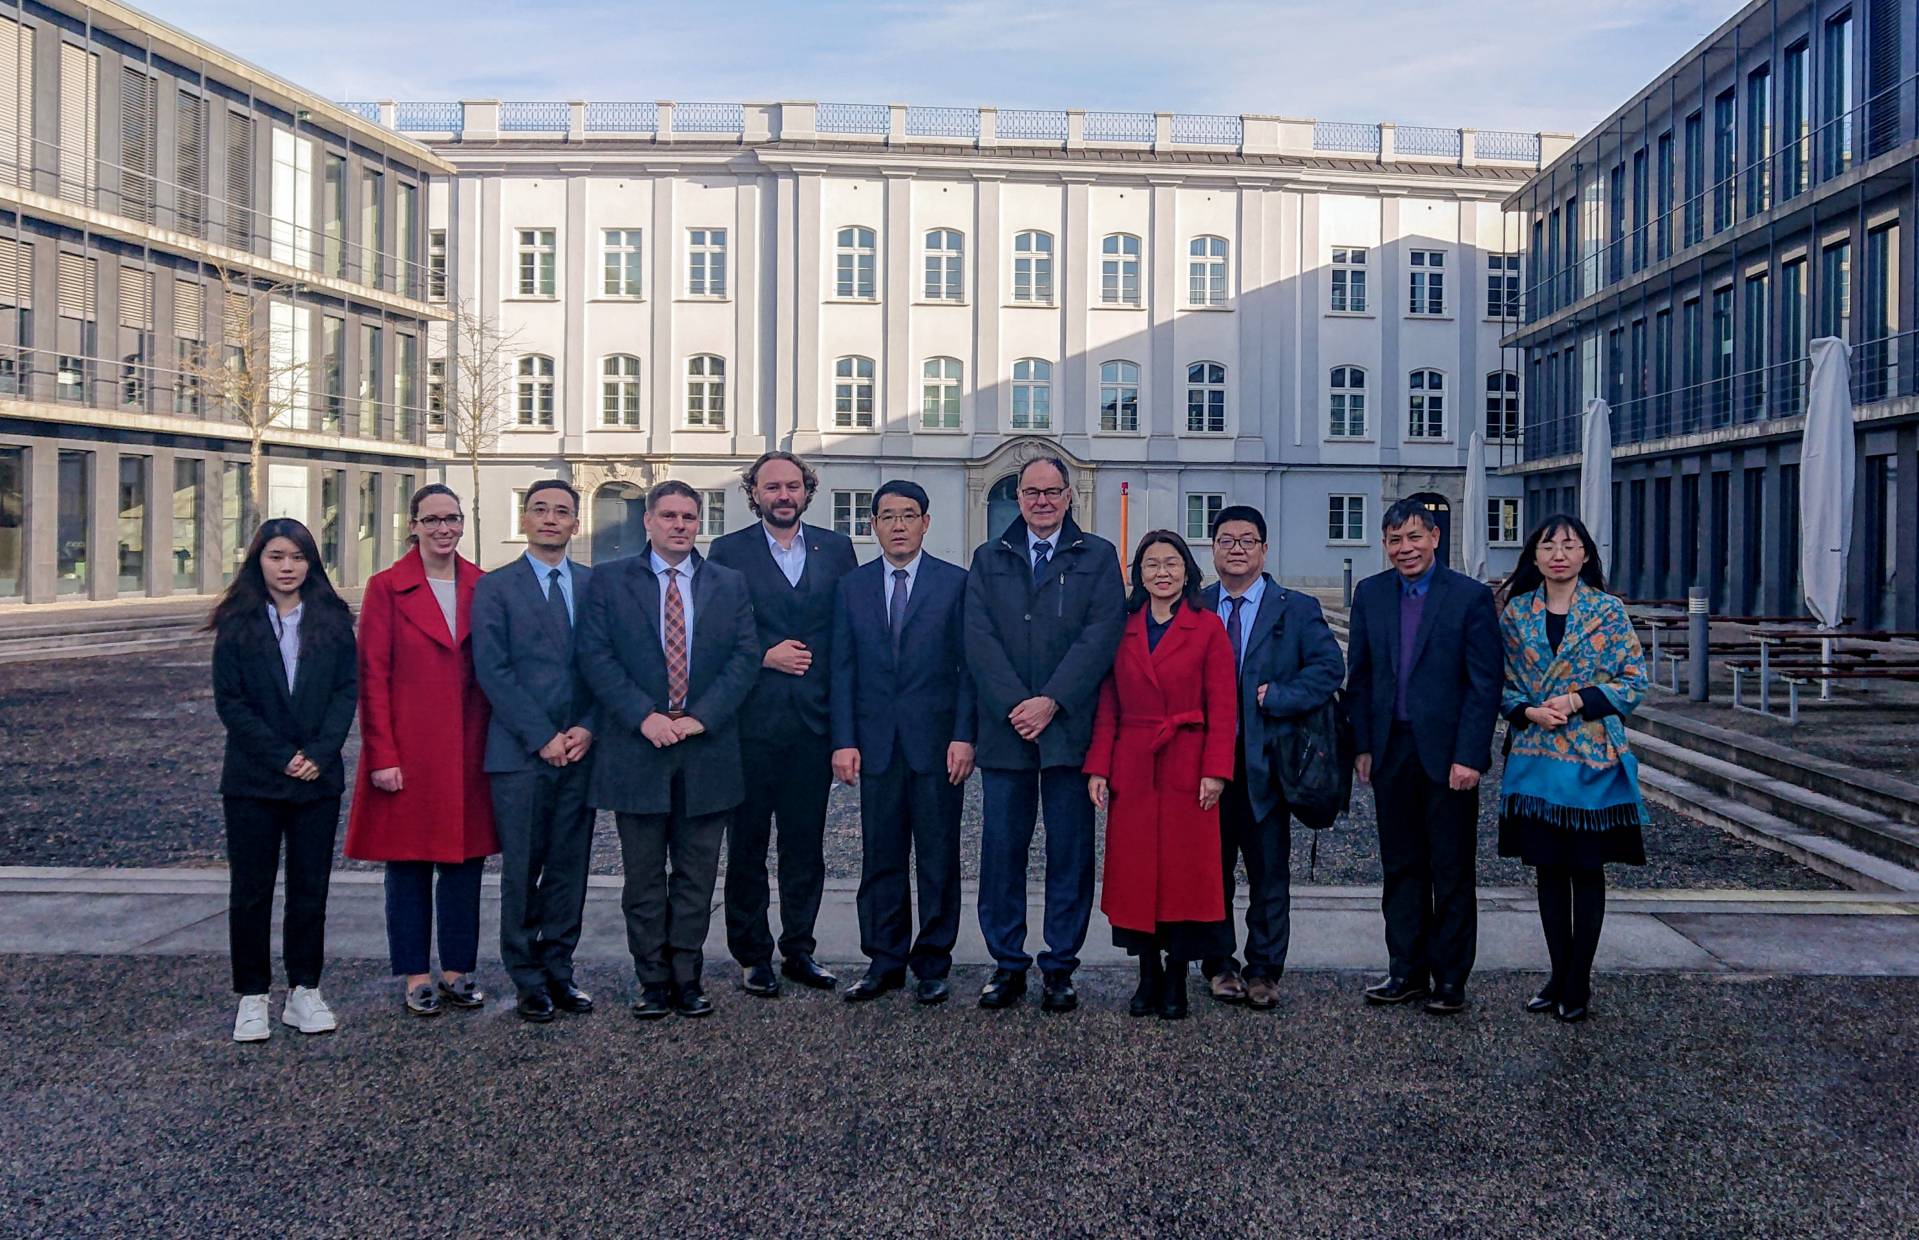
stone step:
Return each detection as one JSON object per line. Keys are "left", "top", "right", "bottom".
{"left": 1630, "top": 730, "right": 1919, "bottom": 872}
{"left": 0, "top": 632, "right": 209, "bottom": 664}
{"left": 0, "top": 624, "right": 202, "bottom": 654}
{"left": 0, "top": 614, "right": 203, "bottom": 640}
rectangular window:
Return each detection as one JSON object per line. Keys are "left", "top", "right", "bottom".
{"left": 176, "top": 90, "right": 206, "bottom": 238}
{"left": 925, "top": 229, "right": 964, "bottom": 301}
{"left": 1741, "top": 467, "right": 1767, "bottom": 613}
{"left": 1868, "top": 455, "right": 1900, "bottom": 627}
{"left": 1710, "top": 285, "right": 1733, "bottom": 426}
{"left": 1780, "top": 463, "right": 1802, "bottom": 614}
{"left": 395, "top": 183, "right": 417, "bottom": 297}
{"left": 358, "top": 323, "right": 381, "bottom": 438}
{"left": 1655, "top": 131, "right": 1674, "bottom": 260}
{"left": 1327, "top": 495, "right": 1366, "bottom": 543}
{"left": 1487, "top": 497, "right": 1521, "bottom": 546}
{"left": 1820, "top": 238, "right": 1852, "bottom": 341}
{"left": 1407, "top": 250, "right": 1445, "bottom": 316}
{"left": 222, "top": 461, "right": 252, "bottom": 582}
{"left": 427, "top": 357, "right": 446, "bottom": 431}
{"left": 1184, "top": 493, "right": 1224, "bottom": 543}
{"left": 0, "top": 235, "right": 30, "bottom": 398}
{"left": 516, "top": 228, "right": 555, "bottom": 297}
{"left": 356, "top": 471, "right": 381, "bottom": 579}
{"left": 1712, "top": 90, "right": 1735, "bottom": 233}
{"left": 1783, "top": 42, "right": 1809, "bottom": 199}
{"left": 56, "top": 252, "right": 96, "bottom": 402}
{"left": 57, "top": 449, "right": 90, "bottom": 594}
{"left": 701, "top": 490, "right": 726, "bottom": 538}
{"left": 1330, "top": 246, "right": 1367, "bottom": 312}
{"left": 1628, "top": 317, "right": 1648, "bottom": 438}
{"left": 1860, "top": 223, "right": 1898, "bottom": 401}
{"left": 1679, "top": 297, "right": 1702, "bottom": 431}
{"left": 1781, "top": 257, "right": 1807, "bottom": 416}
{"left": 1746, "top": 67, "right": 1773, "bottom": 216}
{"left": 320, "top": 314, "right": 344, "bottom": 432}
{"left": 392, "top": 472, "right": 414, "bottom": 561}
{"left": 1653, "top": 476, "right": 1673, "bottom": 597}
{"left": 427, "top": 229, "right": 447, "bottom": 300}
{"left": 268, "top": 128, "right": 314, "bottom": 270}
{"left": 1631, "top": 148, "right": 1648, "bottom": 271}
{"left": 0, "top": 16, "right": 34, "bottom": 194}
{"left": 1822, "top": 13, "right": 1854, "bottom": 180}
{"left": 1099, "top": 234, "right": 1141, "bottom": 306}
{"left": 832, "top": 489, "right": 873, "bottom": 538}
{"left": 1485, "top": 254, "right": 1519, "bottom": 319}
{"left": 319, "top": 468, "right": 343, "bottom": 579}
{"left": 323, "top": 153, "right": 346, "bottom": 277}
{"left": 1742, "top": 272, "right": 1769, "bottom": 419}
{"left": 116, "top": 454, "right": 147, "bottom": 593}
{"left": 1607, "top": 162, "right": 1625, "bottom": 283}
{"left": 1683, "top": 112, "right": 1704, "bottom": 247}
{"left": 688, "top": 228, "right": 727, "bottom": 297}
{"left": 602, "top": 228, "right": 642, "bottom": 297}
{"left": 0, "top": 445, "right": 20, "bottom": 596}
{"left": 1012, "top": 231, "right": 1053, "bottom": 303}
{"left": 394, "top": 333, "right": 418, "bottom": 439}
{"left": 120, "top": 73, "right": 157, "bottom": 220}
{"left": 59, "top": 45, "right": 98, "bottom": 208}
{"left": 359, "top": 169, "right": 383, "bottom": 287}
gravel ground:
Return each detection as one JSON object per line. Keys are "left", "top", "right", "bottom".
{"left": 0, "top": 644, "right": 1836, "bottom": 891}
{"left": 1, "top": 954, "right": 1915, "bottom": 1237}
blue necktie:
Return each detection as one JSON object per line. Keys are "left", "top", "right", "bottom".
{"left": 888, "top": 568, "right": 908, "bottom": 655}
{"left": 1032, "top": 539, "right": 1052, "bottom": 586}
{"left": 1226, "top": 595, "right": 1244, "bottom": 668}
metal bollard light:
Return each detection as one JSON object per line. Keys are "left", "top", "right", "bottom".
{"left": 1688, "top": 587, "right": 1710, "bottom": 702}
{"left": 1343, "top": 558, "right": 1354, "bottom": 609}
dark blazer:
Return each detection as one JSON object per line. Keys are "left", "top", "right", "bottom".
{"left": 963, "top": 513, "right": 1127, "bottom": 770}
{"left": 1345, "top": 563, "right": 1503, "bottom": 782}
{"left": 575, "top": 546, "right": 761, "bottom": 818}
{"left": 211, "top": 607, "right": 358, "bottom": 802}
{"left": 706, "top": 520, "right": 859, "bottom": 739}
{"left": 471, "top": 554, "right": 597, "bottom": 775}
{"left": 829, "top": 553, "right": 977, "bottom": 777}
{"left": 1201, "top": 575, "right": 1346, "bottom": 822}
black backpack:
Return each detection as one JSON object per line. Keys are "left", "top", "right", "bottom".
{"left": 1268, "top": 688, "right": 1355, "bottom": 831}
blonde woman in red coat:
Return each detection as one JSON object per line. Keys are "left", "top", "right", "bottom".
{"left": 1085, "top": 530, "right": 1239, "bottom": 1020}
{"left": 345, "top": 484, "right": 499, "bottom": 1017}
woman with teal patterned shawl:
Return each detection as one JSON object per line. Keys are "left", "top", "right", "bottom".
{"left": 1496, "top": 514, "right": 1648, "bottom": 1023}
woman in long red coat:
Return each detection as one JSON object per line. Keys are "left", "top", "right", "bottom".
{"left": 344, "top": 483, "right": 497, "bottom": 1017}
{"left": 1085, "top": 529, "right": 1238, "bottom": 1020}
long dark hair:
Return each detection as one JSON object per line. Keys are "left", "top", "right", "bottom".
{"left": 1499, "top": 513, "right": 1607, "bottom": 607}
{"left": 203, "top": 518, "right": 353, "bottom": 644}
{"left": 1126, "top": 529, "right": 1206, "bottom": 615}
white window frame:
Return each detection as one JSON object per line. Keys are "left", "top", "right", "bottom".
{"left": 833, "top": 354, "right": 877, "bottom": 429}
{"left": 924, "top": 228, "right": 964, "bottom": 301}
{"left": 504, "top": 489, "right": 528, "bottom": 543}
{"left": 1408, "top": 368, "right": 1447, "bottom": 440}
{"left": 1328, "top": 366, "right": 1368, "bottom": 439}
{"left": 1099, "top": 233, "right": 1142, "bottom": 306}
{"left": 1408, "top": 249, "right": 1447, "bottom": 316}
{"left": 514, "top": 354, "right": 554, "bottom": 427}
{"left": 1487, "top": 497, "right": 1523, "bottom": 547}
{"left": 1098, "top": 359, "right": 1141, "bottom": 432}
{"left": 601, "top": 353, "right": 641, "bottom": 426}
{"left": 1485, "top": 370, "right": 1521, "bottom": 441}
{"left": 1330, "top": 246, "right": 1368, "bottom": 313}
{"left": 426, "top": 357, "right": 445, "bottom": 431}
{"left": 1188, "top": 235, "right": 1229, "bottom": 307}
{"left": 1185, "top": 493, "right": 1225, "bottom": 542}
{"left": 1328, "top": 494, "right": 1368, "bottom": 544}
{"left": 835, "top": 225, "right": 877, "bottom": 300}
{"left": 1486, "top": 252, "right": 1520, "bottom": 319}
{"left": 602, "top": 228, "right": 643, "bottom": 298}
{"left": 687, "top": 227, "right": 728, "bottom": 298}
{"left": 921, "top": 356, "right": 961, "bottom": 430}
{"left": 1011, "top": 357, "right": 1052, "bottom": 430}
{"left": 832, "top": 489, "right": 874, "bottom": 539}
{"left": 685, "top": 353, "right": 725, "bottom": 427}
{"left": 514, "top": 228, "right": 555, "bottom": 298}
{"left": 427, "top": 229, "right": 446, "bottom": 301}
{"left": 1184, "top": 361, "right": 1226, "bottom": 433}
{"left": 701, "top": 489, "right": 727, "bottom": 537}
{"left": 1012, "top": 230, "right": 1054, "bottom": 304}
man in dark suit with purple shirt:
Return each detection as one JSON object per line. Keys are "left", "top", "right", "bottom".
{"left": 1345, "top": 498, "right": 1502, "bottom": 1016}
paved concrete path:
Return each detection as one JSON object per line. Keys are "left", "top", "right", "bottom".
{"left": 6, "top": 866, "right": 1919, "bottom": 975}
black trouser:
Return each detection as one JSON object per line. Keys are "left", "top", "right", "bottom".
{"left": 384, "top": 858, "right": 484, "bottom": 976}
{"left": 855, "top": 742, "right": 963, "bottom": 980}
{"left": 617, "top": 768, "right": 727, "bottom": 990}
{"left": 1535, "top": 865, "right": 1606, "bottom": 1006}
{"left": 1372, "top": 723, "right": 1479, "bottom": 989}
{"left": 726, "top": 725, "right": 834, "bottom": 965}
{"left": 1203, "top": 764, "right": 1293, "bottom": 981}
{"left": 491, "top": 762, "right": 596, "bottom": 998}
{"left": 223, "top": 795, "right": 339, "bottom": 996}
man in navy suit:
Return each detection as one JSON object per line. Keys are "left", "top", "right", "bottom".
{"left": 1346, "top": 498, "right": 1502, "bottom": 1016}
{"left": 829, "top": 480, "right": 976, "bottom": 1005}
{"left": 1197, "top": 505, "right": 1345, "bottom": 1011}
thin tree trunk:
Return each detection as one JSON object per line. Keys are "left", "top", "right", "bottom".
{"left": 469, "top": 453, "right": 483, "bottom": 566}
{"left": 248, "top": 427, "right": 265, "bottom": 526}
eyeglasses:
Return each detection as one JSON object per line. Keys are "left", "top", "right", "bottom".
{"left": 1019, "top": 486, "right": 1068, "bottom": 500}
{"left": 1139, "top": 557, "right": 1185, "bottom": 573}
{"left": 414, "top": 514, "right": 465, "bottom": 529}
{"left": 1214, "top": 535, "right": 1264, "bottom": 551}
{"left": 872, "top": 511, "right": 923, "bottom": 526}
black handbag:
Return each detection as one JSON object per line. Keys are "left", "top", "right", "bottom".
{"left": 1269, "top": 689, "right": 1354, "bottom": 831}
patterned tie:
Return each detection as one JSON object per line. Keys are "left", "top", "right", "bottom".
{"left": 1031, "top": 539, "right": 1052, "bottom": 587}
{"left": 663, "top": 567, "right": 689, "bottom": 711}
{"left": 888, "top": 568, "right": 909, "bottom": 655}
{"left": 547, "top": 568, "right": 571, "bottom": 633}
{"left": 1226, "top": 595, "right": 1245, "bottom": 669}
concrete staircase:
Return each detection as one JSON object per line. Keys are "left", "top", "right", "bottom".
{"left": 0, "top": 613, "right": 209, "bottom": 664}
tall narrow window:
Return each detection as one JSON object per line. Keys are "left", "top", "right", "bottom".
{"left": 1184, "top": 494, "right": 1224, "bottom": 542}
{"left": 1098, "top": 360, "right": 1140, "bottom": 431}
{"left": 1742, "top": 272, "right": 1770, "bottom": 418}
{"left": 1012, "top": 230, "right": 1053, "bottom": 303}
{"left": 1328, "top": 495, "right": 1366, "bottom": 543}
{"left": 1485, "top": 254, "right": 1520, "bottom": 318}
{"left": 1653, "top": 308, "right": 1672, "bottom": 434}
{"left": 171, "top": 456, "right": 202, "bottom": 590}
{"left": 1711, "top": 285, "right": 1733, "bottom": 426}
{"left": 835, "top": 226, "right": 877, "bottom": 299}
{"left": 602, "top": 354, "right": 641, "bottom": 425}
{"left": 1781, "top": 258, "right": 1806, "bottom": 415}
{"left": 685, "top": 354, "right": 725, "bottom": 426}
{"left": 833, "top": 355, "right": 876, "bottom": 428}
{"left": 924, "top": 229, "right": 963, "bottom": 301}
{"left": 118, "top": 454, "right": 148, "bottom": 592}
{"left": 1822, "top": 13, "right": 1854, "bottom": 180}
{"left": 1631, "top": 148, "right": 1649, "bottom": 271}
{"left": 1408, "top": 249, "right": 1446, "bottom": 315}
{"left": 1099, "top": 233, "right": 1141, "bottom": 306}
{"left": 1860, "top": 223, "right": 1898, "bottom": 401}
{"left": 1746, "top": 66, "right": 1773, "bottom": 216}
{"left": 602, "top": 228, "right": 642, "bottom": 297}
{"left": 1820, "top": 238, "right": 1853, "bottom": 342}
{"left": 359, "top": 168, "right": 383, "bottom": 286}
{"left": 1485, "top": 371, "right": 1520, "bottom": 441}
{"left": 515, "top": 354, "right": 554, "bottom": 427}
{"left": 1331, "top": 246, "right": 1367, "bottom": 312}
{"left": 1683, "top": 112, "right": 1704, "bottom": 247}
{"left": 322, "top": 153, "right": 346, "bottom": 277}
{"left": 427, "top": 229, "right": 447, "bottom": 300}
{"left": 117, "top": 266, "right": 152, "bottom": 411}
{"left": 1608, "top": 163, "right": 1625, "bottom": 283}
{"left": 1185, "top": 361, "right": 1225, "bottom": 433}
{"left": 318, "top": 313, "right": 341, "bottom": 431}
{"left": 357, "top": 323, "right": 381, "bottom": 437}
{"left": 0, "top": 17, "right": 34, "bottom": 193}
{"left": 921, "top": 356, "right": 961, "bottom": 429}
{"left": 269, "top": 128, "right": 314, "bottom": 270}
{"left": 1655, "top": 131, "right": 1674, "bottom": 260}
{"left": 1188, "top": 236, "right": 1228, "bottom": 306}
{"left": 688, "top": 228, "right": 727, "bottom": 296}
{"left": 1783, "top": 43, "right": 1809, "bottom": 199}
{"left": 393, "top": 332, "right": 417, "bottom": 438}
{"left": 59, "top": 45, "right": 98, "bottom": 208}
{"left": 515, "top": 228, "right": 555, "bottom": 297}
{"left": 56, "top": 252, "right": 95, "bottom": 403}
{"left": 1328, "top": 366, "right": 1366, "bottom": 438}
{"left": 1629, "top": 317, "right": 1648, "bottom": 437}
{"left": 395, "top": 183, "right": 417, "bottom": 297}
{"left": 1712, "top": 90, "right": 1734, "bottom": 234}
{"left": 1680, "top": 297, "right": 1702, "bottom": 430}
{"left": 1011, "top": 358, "right": 1051, "bottom": 429}
{"left": 176, "top": 91, "right": 206, "bottom": 237}
{"left": 426, "top": 357, "right": 445, "bottom": 431}
{"left": 1408, "top": 369, "right": 1446, "bottom": 439}
{"left": 356, "top": 471, "right": 381, "bottom": 579}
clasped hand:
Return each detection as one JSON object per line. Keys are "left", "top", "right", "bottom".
{"left": 1525, "top": 692, "right": 1584, "bottom": 730}
{"left": 1008, "top": 695, "right": 1058, "bottom": 741}
{"left": 283, "top": 750, "right": 320, "bottom": 782}
{"left": 640, "top": 712, "right": 704, "bottom": 748}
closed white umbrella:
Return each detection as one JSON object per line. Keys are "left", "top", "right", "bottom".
{"left": 1578, "top": 397, "right": 1613, "bottom": 573}
{"left": 1460, "top": 430, "right": 1488, "bottom": 580}
{"left": 1801, "top": 337, "right": 1855, "bottom": 696}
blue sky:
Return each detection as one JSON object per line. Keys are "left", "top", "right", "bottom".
{"left": 143, "top": 0, "right": 1733, "bottom": 138}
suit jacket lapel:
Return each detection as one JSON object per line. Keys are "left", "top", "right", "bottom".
{"left": 897, "top": 558, "right": 941, "bottom": 641}
{"left": 1380, "top": 576, "right": 1403, "bottom": 694}
{"left": 1123, "top": 609, "right": 1161, "bottom": 693}
{"left": 1240, "top": 575, "right": 1284, "bottom": 669}
{"left": 518, "top": 556, "right": 570, "bottom": 649}
{"left": 629, "top": 556, "right": 662, "bottom": 645}
{"left": 259, "top": 611, "right": 294, "bottom": 712}
{"left": 1406, "top": 567, "right": 1447, "bottom": 676}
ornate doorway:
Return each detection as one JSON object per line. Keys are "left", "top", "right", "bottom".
{"left": 590, "top": 481, "right": 646, "bottom": 563}
{"left": 1408, "top": 491, "right": 1453, "bottom": 568}
{"left": 964, "top": 437, "right": 1096, "bottom": 550}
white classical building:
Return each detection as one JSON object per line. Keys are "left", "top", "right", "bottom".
{"left": 369, "top": 100, "right": 1569, "bottom": 583}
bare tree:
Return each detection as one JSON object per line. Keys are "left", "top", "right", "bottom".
{"left": 179, "top": 264, "right": 312, "bottom": 518}
{"left": 442, "top": 298, "right": 520, "bottom": 554}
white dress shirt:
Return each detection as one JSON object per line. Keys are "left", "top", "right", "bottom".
{"left": 881, "top": 552, "right": 923, "bottom": 610}
{"left": 765, "top": 524, "right": 807, "bottom": 587}
{"left": 1218, "top": 574, "right": 1267, "bottom": 671}
{"left": 651, "top": 549, "right": 697, "bottom": 685}
{"left": 1027, "top": 525, "right": 1063, "bottom": 570}
{"left": 267, "top": 602, "right": 303, "bottom": 691}
{"left": 525, "top": 549, "right": 575, "bottom": 623}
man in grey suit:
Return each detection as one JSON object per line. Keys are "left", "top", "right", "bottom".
{"left": 472, "top": 479, "right": 599, "bottom": 1024}
{"left": 575, "top": 481, "right": 761, "bottom": 1020}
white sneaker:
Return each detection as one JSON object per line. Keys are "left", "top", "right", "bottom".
{"left": 233, "top": 994, "right": 272, "bottom": 1042}
{"left": 281, "top": 985, "right": 338, "bottom": 1035}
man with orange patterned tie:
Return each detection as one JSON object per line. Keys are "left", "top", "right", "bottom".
{"left": 575, "top": 482, "right": 760, "bottom": 1020}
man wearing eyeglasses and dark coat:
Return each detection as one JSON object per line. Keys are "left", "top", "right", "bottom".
{"left": 963, "top": 455, "right": 1126, "bottom": 1013}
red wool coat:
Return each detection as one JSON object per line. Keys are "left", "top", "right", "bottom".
{"left": 1084, "top": 604, "right": 1239, "bottom": 933}
{"left": 343, "top": 547, "right": 498, "bottom": 863}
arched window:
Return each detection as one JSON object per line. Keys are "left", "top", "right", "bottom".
{"left": 1185, "top": 361, "right": 1226, "bottom": 433}
{"left": 924, "top": 229, "right": 964, "bottom": 301}
{"left": 833, "top": 355, "right": 876, "bottom": 428}
{"left": 1485, "top": 370, "right": 1520, "bottom": 440}
{"left": 685, "top": 354, "right": 725, "bottom": 427}
{"left": 601, "top": 354, "right": 641, "bottom": 426}
{"left": 1408, "top": 368, "right": 1446, "bottom": 439}
{"left": 921, "top": 356, "right": 962, "bottom": 429}
{"left": 1329, "top": 366, "right": 1367, "bottom": 439}
{"left": 1188, "top": 235, "right": 1229, "bottom": 306}
{"left": 1099, "top": 360, "right": 1140, "bottom": 431}
{"left": 1012, "top": 230, "right": 1053, "bottom": 303}
{"left": 835, "top": 226, "right": 877, "bottom": 299}
{"left": 1011, "top": 357, "right": 1051, "bottom": 430}
{"left": 1100, "top": 233, "right": 1142, "bottom": 305}
{"left": 515, "top": 354, "right": 554, "bottom": 427}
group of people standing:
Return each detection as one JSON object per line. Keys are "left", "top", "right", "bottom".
{"left": 206, "top": 448, "right": 1650, "bottom": 1041}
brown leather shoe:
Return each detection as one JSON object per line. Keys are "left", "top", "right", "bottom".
{"left": 1244, "top": 976, "right": 1280, "bottom": 1010}
{"left": 1207, "top": 969, "right": 1246, "bottom": 1004}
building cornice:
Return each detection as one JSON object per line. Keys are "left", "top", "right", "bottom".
{"left": 0, "top": 395, "right": 450, "bottom": 462}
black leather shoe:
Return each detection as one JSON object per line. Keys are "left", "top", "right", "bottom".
{"left": 1130, "top": 960, "right": 1164, "bottom": 1018}
{"left": 844, "top": 970, "right": 905, "bottom": 1002}
{"left": 1159, "top": 970, "right": 1190, "bottom": 1021}
{"left": 742, "top": 963, "right": 781, "bottom": 997}
{"left": 674, "top": 984, "right": 714, "bottom": 1018}
{"left": 1525, "top": 989, "right": 1558, "bottom": 1015}
{"left": 437, "top": 976, "right": 485, "bottom": 1010}
{"left": 547, "top": 980, "right": 594, "bottom": 1014}
{"left": 630, "top": 989, "right": 672, "bottom": 1020}
{"left": 978, "top": 968, "right": 1027, "bottom": 1009}
{"left": 781, "top": 955, "right": 839, "bottom": 990}
{"left": 1553, "top": 1001, "right": 1589, "bottom": 1024}
{"left": 1424, "top": 985, "right": 1467, "bottom": 1016}
{"left": 516, "top": 991, "right": 556, "bottom": 1023}
{"left": 1363, "top": 976, "right": 1431, "bottom": 1005}
{"left": 915, "top": 977, "right": 950, "bottom": 1006}
{"left": 1040, "top": 973, "right": 1078, "bottom": 1013}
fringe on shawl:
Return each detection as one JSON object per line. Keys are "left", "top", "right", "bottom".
{"left": 1500, "top": 793, "right": 1645, "bottom": 833}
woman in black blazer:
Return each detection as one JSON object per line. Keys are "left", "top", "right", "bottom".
{"left": 205, "top": 518, "right": 358, "bottom": 1043}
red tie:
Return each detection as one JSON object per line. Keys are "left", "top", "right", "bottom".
{"left": 663, "top": 567, "right": 689, "bottom": 710}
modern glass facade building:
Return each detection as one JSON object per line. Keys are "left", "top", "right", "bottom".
{"left": 1506, "top": 0, "right": 1915, "bottom": 628}
{"left": 0, "top": 0, "right": 448, "bottom": 606}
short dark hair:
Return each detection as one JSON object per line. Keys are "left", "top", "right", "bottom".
{"left": 646, "top": 480, "right": 701, "bottom": 513}
{"left": 741, "top": 451, "right": 819, "bottom": 516}
{"left": 1210, "top": 504, "right": 1266, "bottom": 542}
{"left": 1126, "top": 529, "right": 1207, "bottom": 615}
{"left": 1380, "top": 497, "right": 1440, "bottom": 534}
{"left": 523, "top": 479, "right": 579, "bottom": 511}
{"left": 1017, "top": 455, "right": 1071, "bottom": 488}
{"left": 872, "top": 479, "right": 929, "bottom": 514}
